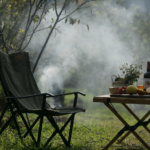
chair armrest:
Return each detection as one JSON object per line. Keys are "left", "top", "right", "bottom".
{"left": 49, "top": 92, "right": 86, "bottom": 107}
{"left": 6, "top": 92, "right": 85, "bottom": 99}
{"left": 6, "top": 93, "right": 54, "bottom": 100}
{"left": 6, "top": 92, "right": 85, "bottom": 107}
{"left": 49, "top": 91, "right": 86, "bottom": 98}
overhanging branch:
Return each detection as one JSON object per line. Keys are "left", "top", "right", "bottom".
{"left": 58, "top": 0, "right": 94, "bottom": 22}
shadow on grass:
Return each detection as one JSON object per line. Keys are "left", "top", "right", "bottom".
{"left": 114, "top": 148, "right": 145, "bottom": 150}
{"left": 19, "top": 142, "right": 147, "bottom": 150}
{"left": 108, "top": 144, "right": 146, "bottom": 150}
{"left": 20, "top": 146, "right": 94, "bottom": 150}
{"left": 17, "top": 142, "right": 95, "bottom": 150}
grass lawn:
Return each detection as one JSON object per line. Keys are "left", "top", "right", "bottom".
{"left": 0, "top": 90, "right": 150, "bottom": 150}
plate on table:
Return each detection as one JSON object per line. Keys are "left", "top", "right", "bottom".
{"left": 110, "top": 94, "right": 150, "bottom": 98}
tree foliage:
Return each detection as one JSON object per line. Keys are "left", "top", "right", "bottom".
{"left": 0, "top": 0, "right": 94, "bottom": 72}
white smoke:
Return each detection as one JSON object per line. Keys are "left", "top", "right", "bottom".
{"left": 27, "top": 1, "right": 149, "bottom": 96}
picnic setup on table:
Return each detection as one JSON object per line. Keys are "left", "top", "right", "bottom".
{"left": 93, "top": 62, "right": 150, "bottom": 149}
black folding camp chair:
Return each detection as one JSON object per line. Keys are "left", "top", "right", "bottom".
{"left": 0, "top": 51, "right": 86, "bottom": 147}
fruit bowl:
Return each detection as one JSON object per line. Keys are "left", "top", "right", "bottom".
{"left": 109, "top": 87, "right": 118, "bottom": 94}
{"left": 137, "top": 90, "right": 147, "bottom": 95}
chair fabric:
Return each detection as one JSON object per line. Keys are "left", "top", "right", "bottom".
{"left": 0, "top": 51, "right": 86, "bottom": 147}
{"left": 0, "top": 51, "right": 85, "bottom": 113}
{"left": 0, "top": 51, "right": 49, "bottom": 110}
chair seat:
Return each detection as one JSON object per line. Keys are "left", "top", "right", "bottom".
{"left": 24, "top": 107, "right": 85, "bottom": 116}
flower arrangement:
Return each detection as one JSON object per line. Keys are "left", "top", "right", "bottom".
{"left": 119, "top": 63, "right": 143, "bottom": 85}
{"left": 113, "top": 75, "right": 125, "bottom": 81}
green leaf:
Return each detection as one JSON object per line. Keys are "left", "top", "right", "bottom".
{"left": 70, "top": 18, "right": 74, "bottom": 25}
{"left": 19, "top": 29, "right": 25, "bottom": 33}
{"left": 33, "top": 15, "right": 40, "bottom": 23}
{"left": 74, "top": 19, "right": 77, "bottom": 23}
{"left": 78, "top": 20, "right": 80, "bottom": 24}
{"left": 65, "top": 18, "right": 68, "bottom": 24}
{"left": 51, "top": 18, "right": 54, "bottom": 22}
{"left": 50, "top": 25, "right": 53, "bottom": 29}
{"left": 87, "top": 24, "right": 89, "bottom": 30}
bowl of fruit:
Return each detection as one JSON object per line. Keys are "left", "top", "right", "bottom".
{"left": 137, "top": 89, "right": 147, "bottom": 95}
{"left": 109, "top": 75, "right": 127, "bottom": 94}
{"left": 109, "top": 87, "right": 119, "bottom": 94}
{"left": 117, "top": 86, "right": 127, "bottom": 94}
{"left": 109, "top": 86, "right": 127, "bottom": 94}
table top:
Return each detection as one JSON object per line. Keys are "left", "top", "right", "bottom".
{"left": 93, "top": 94, "right": 150, "bottom": 104}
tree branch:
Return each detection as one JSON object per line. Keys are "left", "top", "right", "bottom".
{"left": 22, "top": 2, "right": 47, "bottom": 51}
{"left": 58, "top": 0, "right": 93, "bottom": 22}
{"left": 19, "top": 0, "right": 44, "bottom": 51}
{"left": 33, "top": 0, "right": 69, "bottom": 73}
{"left": 55, "top": 0, "right": 58, "bottom": 17}
{"left": 27, "top": 26, "right": 51, "bottom": 36}
{"left": 18, "top": 0, "right": 35, "bottom": 51}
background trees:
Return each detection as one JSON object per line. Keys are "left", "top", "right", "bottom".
{"left": 1, "top": 0, "right": 150, "bottom": 96}
{"left": 36, "top": 0, "right": 150, "bottom": 95}
{"left": 0, "top": 0, "right": 94, "bottom": 109}
{"left": 0, "top": 0, "right": 94, "bottom": 72}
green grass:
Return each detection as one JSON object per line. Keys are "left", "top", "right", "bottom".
{"left": 0, "top": 91, "right": 150, "bottom": 150}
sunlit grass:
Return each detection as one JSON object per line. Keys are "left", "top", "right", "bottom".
{"left": 0, "top": 89, "right": 150, "bottom": 150}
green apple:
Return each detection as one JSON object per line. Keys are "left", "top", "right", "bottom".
{"left": 126, "top": 85, "right": 137, "bottom": 95}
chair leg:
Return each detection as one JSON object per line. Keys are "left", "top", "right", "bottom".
{"left": 25, "top": 113, "right": 30, "bottom": 127}
{"left": 12, "top": 100, "right": 38, "bottom": 147}
{"left": 68, "top": 113, "right": 75, "bottom": 145}
{"left": 44, "top": 127, "right": 57, "bottom": 147}
{"left": 19, "top": 112, "right": 38, "bottom": 147}
{"left": 37, "top": 115, "right": 43, "bottom": 146}
{"left": 44, "top": 115, "right": 73, "bottom": 147}
{"left": 0, "top": 102, "right": 9, "bottom": 135}
{"left": 23, "top": 115, "right": 40, "bottom": 138}
{"left": 47, "top": 116, "right": 71, "bottom": 147}
{"left": 9, "top": 104, "right": 22, "bottom": 139}
{"left": 0, "top": 102, "right": 8, "bottom": 123}
{"left": 0, "top": 115, "right": 13, "bottom": 135}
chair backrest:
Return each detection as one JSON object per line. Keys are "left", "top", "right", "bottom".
{"left": 0, "top": 51, "right": 50, "bottom": 110}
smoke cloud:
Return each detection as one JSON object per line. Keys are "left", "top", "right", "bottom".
{"left": 27, "top": 0, "right": 150, "bottom": 98}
